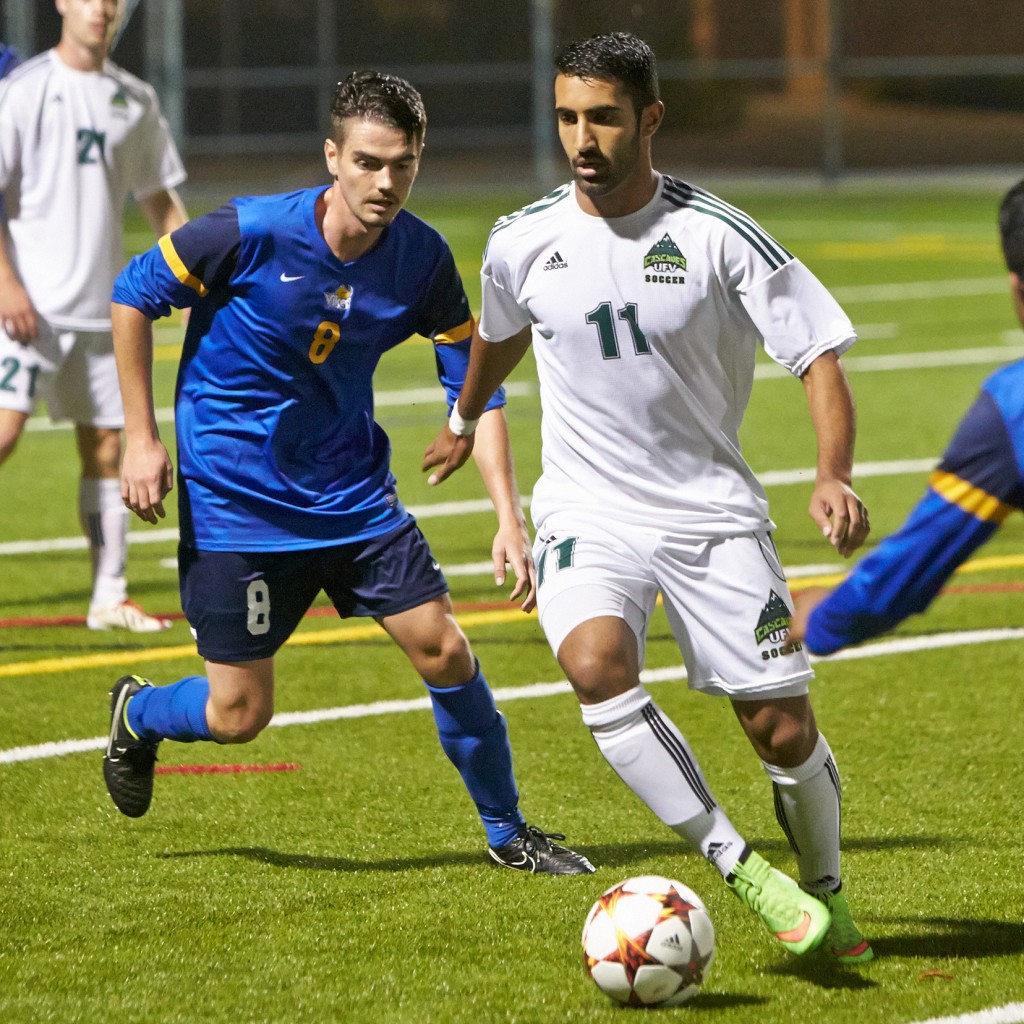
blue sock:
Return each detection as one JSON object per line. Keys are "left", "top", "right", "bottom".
{"left": 126, "top": 676, "right": 214, "bottom": 743}
{"left": 426, "top": 663, "right": 525, "bottom": 848}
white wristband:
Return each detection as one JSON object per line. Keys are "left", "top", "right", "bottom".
{"left": 448, "top": 401, "right": 479, "bottom": 437}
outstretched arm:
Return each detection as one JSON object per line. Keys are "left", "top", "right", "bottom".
{"left": 800, "top": 351, "right": 870, "bottom": 558}
{"left": 112, "top": 302, "right": 173, "bottom": 524}
{"left": 423, "top": 325, "right": 533, "bottom": 486}
{"left": 468, "top": 408, "right": 536, "bottom": 611}
{"left": 790, "top": 381, "right": 1022, "bottom": 654}
{"left": 139, "top": 187, "right": 188, "bottom": 237}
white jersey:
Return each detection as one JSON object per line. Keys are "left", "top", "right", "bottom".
{"left": 479, "top": 175, "right": 856, "bottom": 537}
{"left": 0, "top": 50, "right": 186, "bottom": 330}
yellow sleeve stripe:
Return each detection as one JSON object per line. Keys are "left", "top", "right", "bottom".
{"left": 433, "top": 317, "right": 473, "bottom": 345}
{"left": 929, "top": 469, "right": 1013, "bottom": 523}
{"left": 159, "top": 234, "right": 209, "bottom": 298}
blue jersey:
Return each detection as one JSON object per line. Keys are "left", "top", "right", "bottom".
{"left": 113, "top": 187, "right": 503, "bottom": 551}
{"left": 805, "top": 358, "right": 1024, "bottom": 654}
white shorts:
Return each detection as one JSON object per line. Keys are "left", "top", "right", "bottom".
{"left": 0, "top": 323, "right": 124, "bottom": 426}
{"left": 533, "top": 513, "right": 813, "bottom": 700}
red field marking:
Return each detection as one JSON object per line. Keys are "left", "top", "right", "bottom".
{"left": 155, "top": 763, "right": 301, "bottom": 775}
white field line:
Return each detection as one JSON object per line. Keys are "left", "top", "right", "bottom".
{"left": 910, "top": 1003, "right": 1024, "bottom": 1024}
{"left": 831, "top": 277, "right": 1007, "bottom": 303}
{"left": 2, "top": 626, "right": 1023, "bottom": 766}
{"left": 22, "top": 339, "right": 1024, "bottom": 436}
{"left": 0, "top": 457, "right": 940, "bottom": 558}
{"left": 23, "top": 381, "right": 536, "bottom": 434}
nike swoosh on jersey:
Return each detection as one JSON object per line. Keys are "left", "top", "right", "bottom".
{"left": 279, "top": 273, "right": 305, "bottom": 282}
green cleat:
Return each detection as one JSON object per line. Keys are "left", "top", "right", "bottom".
{"left": 727, "top": 851, "right": 830, "bottom": 956}
{"left": 812, "top": 886, "right": 874, "bottom": 963}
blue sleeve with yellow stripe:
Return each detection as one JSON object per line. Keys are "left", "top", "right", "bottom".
{"left": 805, "top": 387, "right": 1023, "bottom": 655}
{"left": 113, "top": 203, "right": 241, "bottom": 317}
{"left": 422, "top": 245, "right": 505, "bottom": 413}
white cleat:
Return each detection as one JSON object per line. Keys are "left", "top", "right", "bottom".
{"left": 87, "top": 600, "right": 171, "bottom": 633}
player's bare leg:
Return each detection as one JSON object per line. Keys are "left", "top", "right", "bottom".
{"left": 559, "top": 615, "right": 829, "bottom": 955}
{"left": 0, "top": 408, "right": 29, "bottom": 465}
{"left": 78, "top": 424, "right": 169, "bottom": 632}
{"left": 103, "top": 658, "right": 273, "bottom": 817}
{"left": 380, "top": 596, "right": 594, "bottom": 874}
{"left": 733, "top": 694, "right": 873, "bottom": 962}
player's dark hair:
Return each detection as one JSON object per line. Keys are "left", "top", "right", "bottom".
{"left": 331, "top": 70, "right": 426, "bottom": 145}
{"left": 999, "top": 178, "right": 1024, "bottom": 276}
{"left": 555, "top": 32, "right": 660, "bottom": 117}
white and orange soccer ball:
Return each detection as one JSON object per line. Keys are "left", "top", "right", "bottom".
{"left": 582, "top": 875, "right": 715, "bottom": 1008}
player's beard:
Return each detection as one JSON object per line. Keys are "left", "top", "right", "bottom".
{"left": 571, "top": 132, "right": 642, "bottom": 200}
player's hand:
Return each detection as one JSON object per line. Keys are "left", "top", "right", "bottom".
{"left": 423, "top": 425, "right": 476, "bottom": 486}
{"left": 492, "top": 519, "right": 537, "bottom": 613}
{"left": 808, "top": 479, "right": 869, "bottom": 558}
{"left": 121, "top": 437, "right": 174, "bottom": 524}
{"left": 786, "top": 586, "right": 831, "bottom": 644}
{"left": 0, "top": 282, "right": 39, "bottom": 344}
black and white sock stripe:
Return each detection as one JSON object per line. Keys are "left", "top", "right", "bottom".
{"left": 641, "top": 703, "right": 716, "bottom": 814}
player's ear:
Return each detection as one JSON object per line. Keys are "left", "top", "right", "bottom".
{"left": 1010, "top": 271, "right": 1024, "bottom": 327}
{"left": 640, "top": 100, "right": 665, "bottom": 139}
{"left": 324, "top": 137, "right": 339, "bottom": 180}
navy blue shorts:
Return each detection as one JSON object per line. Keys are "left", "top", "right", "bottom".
{"left": 179, "top": 518, "right": 449, "bottom": 662}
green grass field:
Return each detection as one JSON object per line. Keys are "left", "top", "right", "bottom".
{"left": 2, "top": 184, "right": 1023, "bottom": 1024}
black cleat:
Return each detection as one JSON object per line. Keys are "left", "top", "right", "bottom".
{"left": 488, "top": 825, "right": 596, "bottom": 875}
{"left": 103, "top": 675, "right": 160, "bottom": 818}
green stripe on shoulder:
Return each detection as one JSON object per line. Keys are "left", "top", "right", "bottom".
{"left": 663, "top": 177, "right": 794, "bottom": 269}
{"left": 485, "top": 184, "right": 572, "bottom": 253}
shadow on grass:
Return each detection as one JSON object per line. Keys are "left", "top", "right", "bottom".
{"left": 688, "top": 993, "right": 769, "bottom": 1010}
{"left": 159, "top": 845, "right": 487, "bottom": 872}
{"left": 576, "top": 833, "right": 954, "bottom": 872}
{"left": 157, "top": 834, "right": 957, "bottom": 877}
{"left": 769, "top": 955, "right": 879, "bottom": 990}
{"left": 869, "top": 917, "right": 1024, "bottom": 959}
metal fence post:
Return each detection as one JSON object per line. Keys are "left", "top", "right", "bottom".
{"left": 822, "top": 0, "right": 844, "bottom": 182}
{"left": 531, "top": 0, "right": 557, "bottom": 192}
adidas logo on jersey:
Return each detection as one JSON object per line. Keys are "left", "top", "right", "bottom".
{"left": 543, "top": 250, "right": 568, "bottom": 271}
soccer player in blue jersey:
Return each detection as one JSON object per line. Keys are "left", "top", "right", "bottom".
{"left": 103, "top": 70, "right": 594, "bottom": 875}
{"left": 789, "top": 178, "right": 1024, "bottom": 655}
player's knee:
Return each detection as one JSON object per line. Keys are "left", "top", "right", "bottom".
{"left": 744, "top": 712, "right": 816, "bottom": 766}
{"left": 207, "top": 701, "right": 273, "bottom": 744}
{"left": 0, "top": 421, "right": 25, "bottom": 464}
{"left": 561, "top": 647, "right": 636, "bottom": 704}
{"left": 422, "top": 634, "right": 476, "bottom": 687}
{"left": 0, "top": 433, "right": 19, "bottom": 464}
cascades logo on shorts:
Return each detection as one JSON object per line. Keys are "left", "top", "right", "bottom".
{"left": 754, "top": 589, "right": 791, "bottom": 646}
{"left": 643, "top": 233, "right": 686, "bottom": 285}
{"left": 325, "top": 283, "right": 353, "bottom": 313}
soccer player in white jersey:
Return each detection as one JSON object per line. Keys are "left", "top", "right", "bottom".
{"left": 425, "top": 32, "right": 873, "bottom": 962}
{"left": 0, "top": 0, "right": 187, "bottom": 632}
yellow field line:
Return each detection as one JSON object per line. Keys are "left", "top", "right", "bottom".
{"left": 4, "top": 553, "right": 1021, "bottom": 680}
{"left": 790, "top": 551, "right": 1024, "bottom": 591}
{"left": 0, "top": 608, "right": 530, "bottom": 680}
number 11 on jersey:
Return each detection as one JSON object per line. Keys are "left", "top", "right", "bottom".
{"left": 586, "top": 301, "right": 651, "bottom": 359}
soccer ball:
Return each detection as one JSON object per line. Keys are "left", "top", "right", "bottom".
{"left": 582, "top": 875, "right": 715, "bottom": 1008}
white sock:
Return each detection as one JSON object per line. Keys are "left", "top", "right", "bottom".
{"left": 80, "top": 477, "right": 128, "bottom": 611}
{"left": 581, "top": 686, "right": 747, "bottom": 875}
{"left": 762, "top": 733, "right": 842, "bottom": 893}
